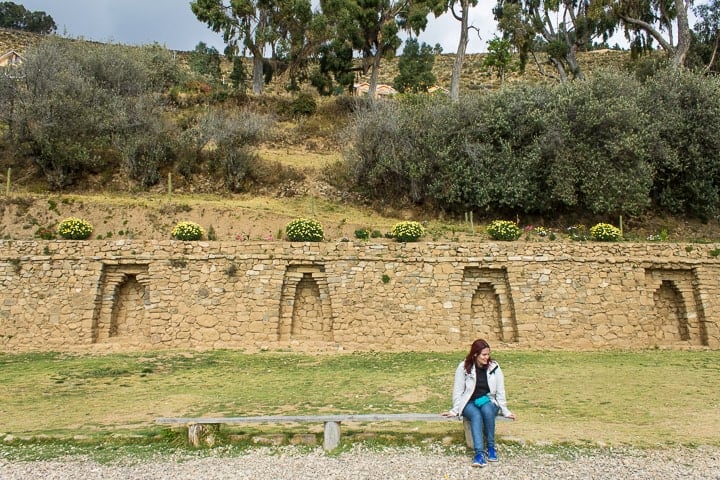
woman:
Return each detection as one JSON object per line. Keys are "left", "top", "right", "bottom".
{"left": 443, "top": 339, "right": 516, "bottom": 467}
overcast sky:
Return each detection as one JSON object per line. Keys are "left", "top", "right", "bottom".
{"left": 15, "top": 0, "right": 501, "bottom": 54}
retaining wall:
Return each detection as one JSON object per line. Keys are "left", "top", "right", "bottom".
{"left": 1, "top": 240, "right": 719, "bottom": 352}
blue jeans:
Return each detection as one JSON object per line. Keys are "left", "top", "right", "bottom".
{"left": 462, "top": 400, "right": 500, "bottom": 455}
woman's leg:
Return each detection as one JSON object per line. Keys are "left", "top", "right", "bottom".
{"left": 479, "top": 402, "right": 500, "bottom": 449}
{"left": 461, "top": 402, "right": 485, "bottom": 454}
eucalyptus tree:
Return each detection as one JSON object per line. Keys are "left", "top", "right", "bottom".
{"left": 693, "top": 0, "right": 720, "bottom": 72}
{"left": 190, "top": 0, "right": 313, "bottom": 94}
{"left": 438, "top": 0, "right": 478, "bottom": 100}
{"left": 494, "top": 0, "right": 617, "bottom": 82}
{"left": 609, "top": 0, "right": 693, "bottom": 67}
{"left": 320, "top": 0, "right": 444, "bottom": 96}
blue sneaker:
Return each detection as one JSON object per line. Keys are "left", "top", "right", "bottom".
{"left": 472, "top": 452, "right": 487, "bottom": 467}
{"left": 487, "top": 446, "right": 498, "bottom": 462}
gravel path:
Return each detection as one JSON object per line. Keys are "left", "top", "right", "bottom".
{"left": 2, "top": 445, "right": 719, "bottom": 480}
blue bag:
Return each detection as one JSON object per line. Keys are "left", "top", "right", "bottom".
{"left": 474, "top": 395, "right": 491, "bottom": 407}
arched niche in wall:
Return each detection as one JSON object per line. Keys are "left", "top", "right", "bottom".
{"left": 461, "top": 267, "right": 518, "bottom": 342}
{"left": 645, "top": 268, "right": 708, "bottom": 346}
{"left": 92, "top": 263, "right": 150, "bottom": 344}
{"left": 278, "top": 264, "right": 333, "bottom": 342}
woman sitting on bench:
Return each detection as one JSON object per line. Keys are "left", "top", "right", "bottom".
{"left": 443, "top": 338, "right": 516, "bottom": 467}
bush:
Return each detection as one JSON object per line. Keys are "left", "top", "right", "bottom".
{"left": 590, "top": 223, "right": 622, "bottom": 242}
{"left": 391, "top": 221, "right": 424, "bottom": 242}
{"left": 486, "top": 220, "right": 521, "bottom": 241}
{"left": 172, "top": 221, "right": 204, "bottom": 241}
{"left": 354, "top": 228, "right": 370, "bottom": 240}
{"left": 285, "top": 218, "right": 324, "bottom": 242}
{"left": 2, "top": 38, "right": 172, "bottom": 189}
{"left": 56, "top": 217, "right": 93, "bottom": 240}
{"left": 290, "top": 92, "right": 317, "bottom": 117}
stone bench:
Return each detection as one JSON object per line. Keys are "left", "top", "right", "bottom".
{"left": 156, "top": 413, "right": 511, "bottom": 450}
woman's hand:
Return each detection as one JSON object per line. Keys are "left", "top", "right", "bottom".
{"left": 505, "top": 413, "right": 516, "bottom": 420}
{"left": 441, "top": 411, "right": 457, "bottom": 417}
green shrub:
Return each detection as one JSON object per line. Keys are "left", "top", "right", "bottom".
{"left": 172, "top": 221, "right": 204, "bottom": 241}
{"left": 391, "top": 221, "right": 424, "bottom": 242}
{"left": 56, "top": 217, "right": 93, "bottom": 240}
{"left": 285, "top": 218, "right": 324, "bottom": 242}
{"left": 371, "top": 229, "right": 383, "bottom": 238}
{"left": 290, "top": 92, "right": 317, "bottom": 117}
{"left": 354, "top": 228, "right": 370, "bottom": 240}
{"left": 590, "top": 223, "right": 622, "bottom": 241}
{"left": 486, "top": 220, "right": 521, "bottom": 241}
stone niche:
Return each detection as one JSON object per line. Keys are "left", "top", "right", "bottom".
{"left": 91, "top": 263, "right": 151, "bottom": 344}
{"left": 645, "top": 267, "right": 708, "bottom": 346}
{"left": 278, "top": 263, "right": 333, "bottom": 342}
{"left": 461, "top": 266, "right": 518, "bottom": 343}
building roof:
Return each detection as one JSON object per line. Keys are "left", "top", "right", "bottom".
{"left": 0, "top": 49, "right": 24, "bottom": 67}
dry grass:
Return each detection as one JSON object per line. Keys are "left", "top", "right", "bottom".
{"left": 0, "top": 191, "right": 440, "bottom": 242}
{"left": 258, "top": 147, "right": 341, "bottom": 171}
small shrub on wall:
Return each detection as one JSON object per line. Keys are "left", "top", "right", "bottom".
{"left": 391, "top": 221, "right": 424, "bottom": 242}
{"left": 172, "top": 221, "right": 204, "bottom": 241}
{"left": 486, "top": 220, "right": 521, "bottom": 241}
{"left": 354, "top": 228, "right": 370, "bottom": 240}
{"left": 590, "top": 223, "right": 622, "bottom": 242}
{"left": 56, "top": 217, "right": 93, "bottom": 240}
{"left": 285, "top": 218, "right": 324, "bottom": 242}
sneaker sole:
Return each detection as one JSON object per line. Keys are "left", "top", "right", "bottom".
{"left": 471, "top": 463, "right": 487, "bottom": 468}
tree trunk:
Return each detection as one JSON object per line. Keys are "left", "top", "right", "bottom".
{"left": 673, "top": 0, "right": 692, "bottom": 67}
{"left": 368, "top": 50, "right": 382, "bottom": 97}
{"left": 549, "top": 57, "right": 568, "bottom": 83}
{"left": 249, "top": 9, "right": 268, "bottom": 95}
{"left": 450, "top": 0, "right": 470, "bottom": 102}
{"left": 705, "top": 35, "right": 720, "bottom": 73}
{"left": 252, "top": 54, "right": 264, "bottom": 95}
{"left": 566, "top": 45, "right": 585, "bottom": 81}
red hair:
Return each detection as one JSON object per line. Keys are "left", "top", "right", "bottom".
{"left": 464, "top": 338, "right": 492, "bottom": 374}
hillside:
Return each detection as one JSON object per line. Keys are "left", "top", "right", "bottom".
{"left": 2, "top": 29, "right": 718, "bottom": 243}
{"left": 1, "top": 27, "right": 632, "bottom": 92}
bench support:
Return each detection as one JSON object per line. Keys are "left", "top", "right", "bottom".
{"left": 323, "top": 421, "right": 341, "bottom": 450}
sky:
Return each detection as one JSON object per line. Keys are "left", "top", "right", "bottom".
{"left": 15, "top": 0, "right": 501, "bottom": 54}
{"left": 15, "top": 1, "right": 706, "bottom": 55}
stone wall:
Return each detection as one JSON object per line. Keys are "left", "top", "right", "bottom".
{"left": 1, "top": 239, "right": 719, "bottom": 352}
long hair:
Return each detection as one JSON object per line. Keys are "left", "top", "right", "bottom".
{"left": 463, "top": 338, "right": 492, "bottom": 374}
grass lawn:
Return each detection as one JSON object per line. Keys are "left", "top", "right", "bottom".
{"left": 1, "top": 349, "right": 718, "bottom": 455}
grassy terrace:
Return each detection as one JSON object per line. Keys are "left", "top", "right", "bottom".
{"left": 1, "top": 349, "right": 718, "bottom": 460}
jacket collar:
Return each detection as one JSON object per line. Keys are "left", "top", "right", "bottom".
{"left": 473, "top": 360, "right": 499, "bottom": 375}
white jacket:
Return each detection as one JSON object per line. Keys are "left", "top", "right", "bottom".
{"left": 450, "top": 360, "right": 513, "bottom": 418}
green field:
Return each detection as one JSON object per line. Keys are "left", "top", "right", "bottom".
{"left": 1, "top": 349, "right": 718, "bottom": 457}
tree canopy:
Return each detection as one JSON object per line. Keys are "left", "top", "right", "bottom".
{"left": 393, "top": 39, "right": 441, "bottom": 92}
{"left": 318, "top": 0, "right": 445, "bottom": 96}
{"left": 610, "top": 0, "right": 692, "bottom": 67}
{"left": 494, "top": 0, "right": 617, "bottom": 82}
{"left": 190, "top": 0, "right": 313, "bottom": 94}
{"left": 0, "top": 1, "right": 56, "bottom": 34}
